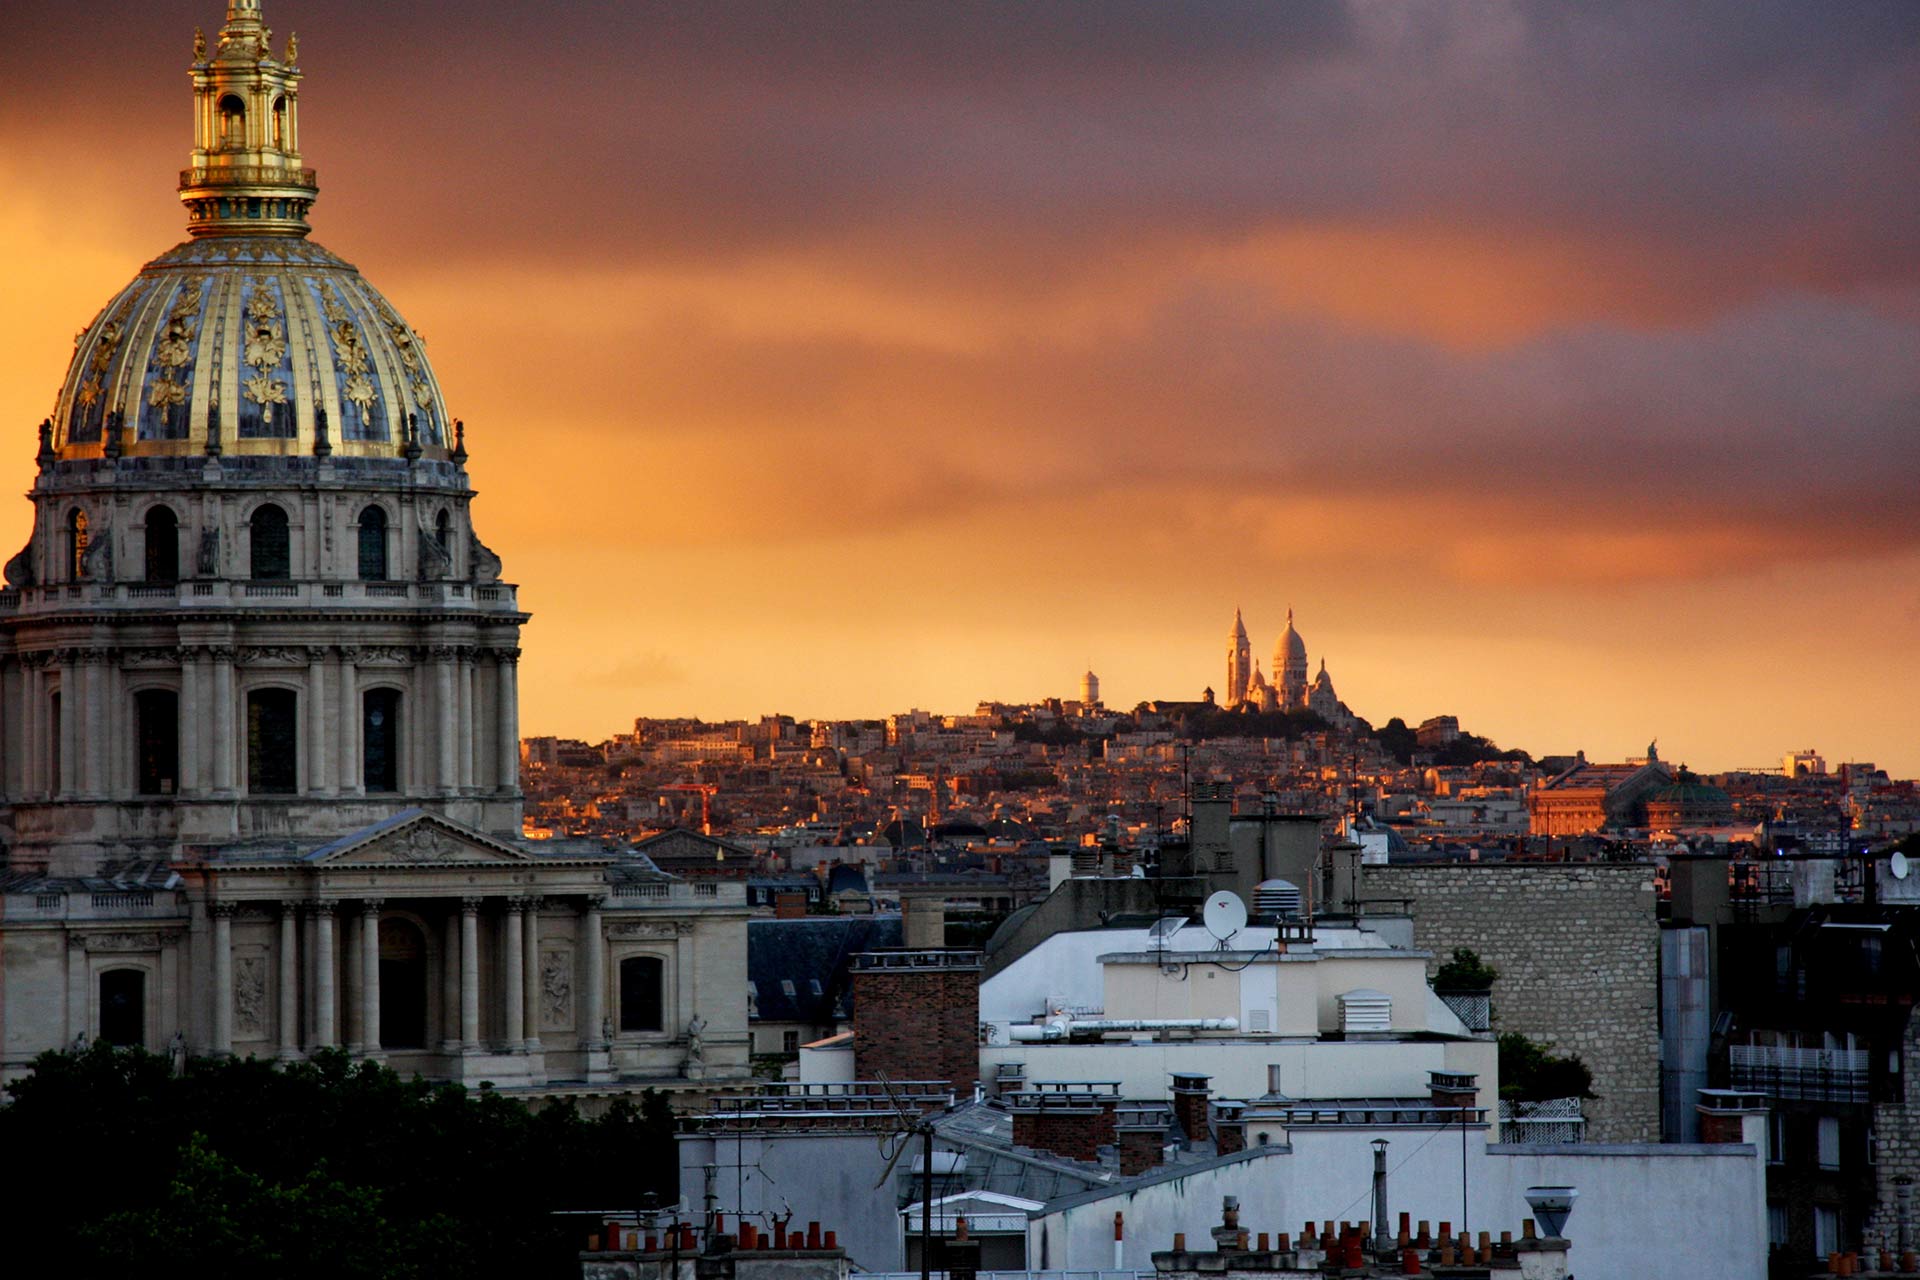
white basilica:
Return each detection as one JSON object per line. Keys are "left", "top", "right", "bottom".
{"left": 0, "top": 1, "right": 747, "bottom": 1092}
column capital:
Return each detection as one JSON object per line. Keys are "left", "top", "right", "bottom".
{"left": 209, "top": 900, "right": 241, "bottom": 919}
{"left": 279, "top": 899, "right": 302, "bottom": 916}
{"left": 360, "top": 897, "right": 385, "bottom": 915}
{"left": 306, "top": 898, "right": 338, "bottom": 917}
{"left": 581, "top": 894, "right": 607, "bottom": 912}
{"left": 459, "top": 895, "right": 484, "bottom": 914}
{"left": 510, "top": 895, "right": 543, "bottom": 914}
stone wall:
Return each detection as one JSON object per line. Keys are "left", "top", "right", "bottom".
{"left": 1364, "top": 863, "right": 1660, "bottom": 1143}
{"left": 1866, "top": 1013, "right": 1920, "bottom": 1253}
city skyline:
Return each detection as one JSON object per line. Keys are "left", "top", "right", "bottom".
{"left": 2, "top": 2, "right": 1916, "bottom": 775}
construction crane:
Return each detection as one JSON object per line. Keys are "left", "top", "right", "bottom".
{"left": 658, "top": 783, "right": 719, "bottom": 835}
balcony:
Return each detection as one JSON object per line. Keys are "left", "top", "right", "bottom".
{"left": 0, "top": 578, "right": 519, "bottom": 616}
{"left": 179, "top": 165, "right": 318, "bottom": 190}
{"left": 1728, "top": 1044, "right": 1869, "bottom": 1103}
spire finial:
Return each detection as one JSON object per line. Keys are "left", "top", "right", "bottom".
{"left": 182, "top": 0, "right": 316, "bottom": 238}
{"left": 451, "top": 418, "right": 468, "bottom": 465}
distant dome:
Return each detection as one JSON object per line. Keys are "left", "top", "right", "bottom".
{"left": 53, "top": 238, "right": 450, "bottom": 461}
{"left": 1275, "top": 611, "right": 1306, "bottom": 665}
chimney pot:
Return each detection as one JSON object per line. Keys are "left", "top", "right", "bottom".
{"left": 1173, "top": 1233, "right": 1187, "bottom": 1253}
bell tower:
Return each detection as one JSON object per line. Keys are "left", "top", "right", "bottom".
{"left": 180, "top": 1, "right": 316, "bottom": 237}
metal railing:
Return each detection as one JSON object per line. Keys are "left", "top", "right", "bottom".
{"left": 179, "top": 165, "right": 318, "bottom": 189}
{"left": 1729, "top": 1044, "right": 1869, "bottom": 1102}
{"left": 1498, "top": 1097, "right": 1586, "bottom": 1144}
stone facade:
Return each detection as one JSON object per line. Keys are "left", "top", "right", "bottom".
{"left": 1865, "top": 1014, "right": 1920, "bottom": 1253}
{"left": 850, "top": 950, "right": 981, "bottom": 1093}
{"left": 1363, "top": 863, "right": 1660, "bottom": 1143}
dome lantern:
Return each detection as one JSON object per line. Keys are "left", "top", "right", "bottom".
{"left": 181, "top": 1, "right": 315, "bottom": 239}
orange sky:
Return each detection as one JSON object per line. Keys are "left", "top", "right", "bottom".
{"left": 3, "top": 2, "right": 1918, "bottom": 774}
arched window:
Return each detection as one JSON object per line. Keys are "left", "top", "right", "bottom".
{"left": 434, "top": 509, "right": 452, "bottom": 554}
{"left": 135, "top": 689, "right": 180, "bottom": 796}
{"left": 144, "top": 507, "right": 179, "bottom": 583}
{"left": 249, "top": 503, "right": 289, "bottom": 580}
{"left": 49, "top": 690, "right": 62, "bottom": 793}
{"left": 246, "top": 688, "right": 298, "bottom": 794}
{"left": 67, "top": 508, "right": 89, "bottom": 580}
{"left": 218, "top": 94, "right": 246, "bottom": 149}
{"left": 619, "top": 956, "right": 664, "bottom": 1033}
{"left": 357, "top": 506, "right": 388, "bottom": 580}
{"left": 271, "top": 95, "right": 286, "bottom": 150}
{"left": 363, "top": 688, "right": 400, "bottom": 792}
{"left": 99, "top": 969, "right": 146, "bottom": 1047}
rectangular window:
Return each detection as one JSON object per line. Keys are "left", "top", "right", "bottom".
{"left": 1766, "top": 1203, "right": 1787, "bottom": 1247}
{"left": 246, "top": 688, "right": 299, "bottom": 794}
{"left": 1767, "top": 1111, "right": 1786, "bottom": 1165}
{"left": 362, "top": 689, "right": 400, "bottom": 792}
{"left": 135, "top": 689, "right": 179, "bottom": 795}
{"left": 783, "top": 1030, "right": 799, "bottom": 1055}
{"left": 619, "top": 956, "right": 664, "bottom": 1033}
{"left": 1817, "top": 1116, "right": 1841, "bottom": 1170}
{"left": 1814, "top": 1205, "right": 1839, "bottom": 1256}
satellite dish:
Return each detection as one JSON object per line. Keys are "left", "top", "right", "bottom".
{"left": 1203, "top": 891, "right": 1248, "bottom": 943}
{"left": 1893, "top": 851, "right": 1910, "bottom": 880}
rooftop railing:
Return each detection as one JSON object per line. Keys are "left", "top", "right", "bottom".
{"left": 0, "top": 578, "right": 518, "bottom": 615}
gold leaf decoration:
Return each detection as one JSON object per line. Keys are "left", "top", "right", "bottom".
{"left": 411, "top": 379, "right": 433, "bottom": 408}
{"left": 343, "top": 371, "right": 377, "bottom": 413}
{"left": 148, "top": 375, "right": 188, "bottom": 409}
{"left": 243, "top": 373, "right": 287, "bottom": 406}
{"left": 245, "top": 321, "right": 286, "bottom": 369}
{"left": 77, "top": 376, "right": 104, "bottom": 408}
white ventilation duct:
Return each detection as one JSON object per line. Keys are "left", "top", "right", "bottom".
{"left": 1009, "top": 1016, "right": 1238, "bottom": 1042}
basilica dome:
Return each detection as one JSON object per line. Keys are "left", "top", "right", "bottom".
{"left": 53, "top": 237, "right": 449, "bottom": 461}
{"left": 48, "top": 0, "right": 449, "bottom": 464}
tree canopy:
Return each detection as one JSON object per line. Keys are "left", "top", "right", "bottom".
{"left": 2, "top": 1044, "right": 676, "bottom": 1279}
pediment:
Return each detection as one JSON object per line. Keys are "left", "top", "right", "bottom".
{"left": 308, "top": 812, "right": 532, "bottom": 866}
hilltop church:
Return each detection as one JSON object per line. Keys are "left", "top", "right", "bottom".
{"left": 0, "top": 1, "right": 747, "bottom": 1093}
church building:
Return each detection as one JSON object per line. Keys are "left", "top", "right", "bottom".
{"left": 0, "top": 2, "right": 747, "bottom": 1093}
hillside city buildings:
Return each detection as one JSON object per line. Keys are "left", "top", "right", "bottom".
{"left": 4, "top": 8, "right": 1916, "bottom": 1280}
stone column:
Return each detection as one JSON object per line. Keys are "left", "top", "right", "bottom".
{"left": 305, "top": 648, "right": 330, "bottom": 794}
{"left": 311, "top": 901, "right": 337, "bottom": 1048}
{"left": 336, "top": 648, "right": 361, "bottom": 796}
{"left": 580, "top": 897, "right": 606, "bottom": 1049}
{"left": 360, "top": 899, "right": 383, "bottom": 1057}
{"left": 441, "top": 910, "right": 462, "bottom": 1053}
{"left": 457, "top": 649, "right": 475, "bottom": 792}
{"left": 20, "top": 661, "right": 40, "bottom": 798}
{"left": 522, "top": 898, "right": 543, "bottom": 1055}
{"left": 210, "top": 645, "right": 235, "bottom": 794}
{"left": 65, "top": 935, "right": 88, "bottom": 1044}
{"left": 211, "top": 901, "right": 236, "bottom": 1056}
{"left": 179, "top": 651, "right": 202, "bottom": 795}
{"left": 436, "top": 647, "right": 458, "bottom": 795}
{"left": 494, "top": 649, "right": 519, "bottom": 794}
{"left": 343, "top": 910, "right": 363, "bottom": 1055}
{"left": 56, "top": 652, "right": 76, "bottom": 796}
{"left": 277, "top": 902, "right": 300, "bottom": 1060}
{"left": 504, "top": 899, "right": 526, "bottom": 1051}
{"left": 82, "top": 649, "right": 106, "bottom": 797}
{"left": 459, "top": 896, "right": 481, "bottom": 1051}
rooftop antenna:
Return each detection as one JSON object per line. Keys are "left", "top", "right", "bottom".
{"left": 1202, "top": 890, "right": 1247, "bottom": 951}
{"left": 873, "top": 1073, "right": 939, "bottom": 1280}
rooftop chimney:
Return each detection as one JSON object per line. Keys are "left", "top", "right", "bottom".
{"left": 1170, "top": 1073, "right": 1211, "bottom": 1144}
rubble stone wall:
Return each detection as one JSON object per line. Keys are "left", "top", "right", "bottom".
{"left": 1364, "top": 862, "right": 1660, "bottom": 1143}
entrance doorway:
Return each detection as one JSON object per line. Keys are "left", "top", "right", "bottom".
{"left": 378, "top": 918, "right": 428, "bottom": 1049}
{"left": 99, "top": 969, "right": 146, "bottom": 1047}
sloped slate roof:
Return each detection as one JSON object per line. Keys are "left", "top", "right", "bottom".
{"left": 748, "top": 914, "right": 902, "bottom": 1023}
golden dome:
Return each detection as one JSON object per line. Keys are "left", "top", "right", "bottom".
{"left": 49, "top": 1, "right": 451, "bottom": 462}
{"left": 53, "top": 238, "right": 450, "bottom": 460}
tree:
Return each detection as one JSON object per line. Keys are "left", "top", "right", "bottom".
{"left": 0, "top": 1043, "right": 680, "bottom": 1279}
{"left": 1433, "top": 947, "right": 1498, "bottom": 992}
{"left": 1497, "top": 1033, "right": 1596, "bottom": 1102}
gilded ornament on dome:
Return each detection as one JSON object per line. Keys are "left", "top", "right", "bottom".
{"left": 245, "top": 321, "right": 286, "bottom": 369}
{"left": 342, "top": 371, "right": 377, "bottom": 413}
{"left": 247, "top": 288, "right": 278, "bottom": 321}
{"left": 148, "top": 375, "right": 188, "bottom": 410}
{"left": 155, "top": 332, "right": 193, "bottom": 368}
{"left": 193, "top": 28, "right": 206, "bottom": 60}
{"left": 76, "top": 376, "right": 104, "bottom": 409}
{"left": 88, "top": 322, "right": 122, "bottom": 373}
{"left": 286, "top": 32, "right": 298, "bottom": 63}
{"left": 243, "top": 372, "right": 288, "bottom": 406}
{"left": 411, "top": 379, "right": 433, "bottom": 408}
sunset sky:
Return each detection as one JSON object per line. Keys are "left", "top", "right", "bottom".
{"left": 2, "top": 2, "right": 1916, "bottom": 774}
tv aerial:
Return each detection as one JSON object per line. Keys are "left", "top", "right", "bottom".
{"left": 1203, "top": 890, "right": 1248, "bottom": 947}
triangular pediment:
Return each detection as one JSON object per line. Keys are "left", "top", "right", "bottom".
{"left": 306, "top": 810, "right": 533, "bottom": 866}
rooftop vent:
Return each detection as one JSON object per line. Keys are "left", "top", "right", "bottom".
{"left": 1254, "top": 878, "right": 1302, "bottom": 917}
{"left": 1338, "top": 988, "right": 1391, "bottom": 1033}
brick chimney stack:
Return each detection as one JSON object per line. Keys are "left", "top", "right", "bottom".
{"left": 1171, "top": 1073, "right": 1212, "bottom": 1144}
{"left": 851, "top": 950, "right": 981, "bottom": 1094}
{"left": 1011, "top": 1096, "right": 1104, "bottom": 1163}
